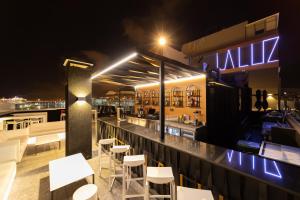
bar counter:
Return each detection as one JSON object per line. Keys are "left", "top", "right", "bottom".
{"left": 98, "top": 117, "right": 300, "bottom": 199}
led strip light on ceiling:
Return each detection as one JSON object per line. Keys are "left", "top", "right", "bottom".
{"left": 134, "top": 74, "right": 206, "bottom": 89}
{"left": 91, "top": 52, "right": 138, "bottom": 80}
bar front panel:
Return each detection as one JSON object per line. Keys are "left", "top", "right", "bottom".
{"left": 98, "top": 118, "right": 300, "bottom": 199}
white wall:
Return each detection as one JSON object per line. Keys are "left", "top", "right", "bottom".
{"left": 163, "top": 46, "right": 188, "bottom": 65}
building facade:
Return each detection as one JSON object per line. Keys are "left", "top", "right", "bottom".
{"left": 182, "top": 13, "right": 280, "bottom": 110}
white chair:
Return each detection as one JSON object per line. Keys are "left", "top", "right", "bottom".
{"left": 15, "top": 120, "right": 24, "bottom": 129}
{"left": 60, "top": 113, "right": 66, "bottom": 121}
{"left": 177, "top": 186, "right": 214, "bottom": 200}
{"left": 23, "top": 119, "right": 31, "bottom": 128}
{"left": 30, "top": 118, "right": 40, "bottom": 125}
{"left": 98, "top": 138, "right": 115, "bottom": 175}
{"left": 122, "top": 154, "right": 146, "bottom": 200}
{"left": 109, "top": 145, "right": 130, "bottom": 191}
{"left": 5, "top": 121, "right": 17, "bottom": 130}
{"left": 146, "top": 167, "right": 175, "bottom": 200}
{"left": 73, "top": 184, "right": 98, "bottom": 200}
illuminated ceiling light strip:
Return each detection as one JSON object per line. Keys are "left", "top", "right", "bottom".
{"left": 142, "top": 55, "right": 156, "bottom": 61}
{"left": 91, "top": 52, "right": 138, "bottom": 80}
{"left": 129, "top": 70, "right": 147, "bottom": 74}
{"left": 147, "top": 71, "right": 159, "bottom": 75}
{"left": 63, "top": 59, "right": 94, "bottom": 67}
{"left": 135, "top": 82, "right": 159, "bottom": 89}
{"left": 239, "top": 152, "right": 242, "bottom": 166}
{"left": 149, "top": 62, "right": 160, "bottom": 67}
{"left": 165, "top": 74, "right": 205, "bottom": 84}
{"left": 128, "top": 60, "right": 141, "bottom": 65}
{"left": 134, "top": 74, "right": 206, "bottom": 89}
{"left": 111, "top": 75, "right": 142, "bottom": 79}
{"left": 263, "top": 36, "right": 279, "bottom": 63}
{"left": 123, "top": 79, "right": 137, "bottom": 82}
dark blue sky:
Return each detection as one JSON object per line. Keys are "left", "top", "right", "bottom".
{"left": 0, "top": 0, "right": 280, "bottom": 98}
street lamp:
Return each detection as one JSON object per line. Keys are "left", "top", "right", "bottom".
{"left": 158, "top": 36, "right": 167, "bottom": 46}
{"left": 157, "top": 36, "right": 167, "bottom": 56}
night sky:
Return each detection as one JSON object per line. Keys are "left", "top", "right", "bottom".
{"left": 0, "top": 0, "right": 280, "bottom": 99}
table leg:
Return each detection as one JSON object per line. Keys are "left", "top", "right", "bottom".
{"left": 51, "top": 191, "right": 53, "bottom": 200}
{"left": 92, "top": 174, "right": 95, "bottom": 184}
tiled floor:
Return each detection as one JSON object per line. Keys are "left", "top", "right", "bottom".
{"left": 9, "top": 125, "right": 145, "bottom": 200}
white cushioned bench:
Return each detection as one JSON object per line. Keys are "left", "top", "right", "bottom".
{"left": 28, "top": 121, "right": 65, "bottom": 153}
{"left": 0, "top": 140, "right": 19, "bottom": 200}
{"left": 29, "top": 121, "right": 65, "bottom": 137}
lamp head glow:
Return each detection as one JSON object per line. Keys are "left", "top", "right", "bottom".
{"left": 76, "top": 97, "right": 86, "bottom": 105}
{"left": 158, "top": 36, "right": 167, "bottom": 46}
{"left": 91, "top": 52, "right": 138, "bottom": 80}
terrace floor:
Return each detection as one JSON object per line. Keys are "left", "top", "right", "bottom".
{"left": 9, "top": 124, "right": 145, "bottom": 200}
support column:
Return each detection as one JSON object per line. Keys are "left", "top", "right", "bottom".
{"left": 64, "top": 59, "right": 94, "bottom": 159}
{"left": 159, "top": 61, "right": 165, "bottom": 141}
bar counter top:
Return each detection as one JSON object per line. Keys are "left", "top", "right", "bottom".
{"left": 126, "top": 115, "right": 201, "bottom": 132}
{"left": 98, "top": 117, "right": 300, "bottom": 197}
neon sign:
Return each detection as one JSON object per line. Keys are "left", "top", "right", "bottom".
{"left": 226, "top": 150, "right": 282, "bottom": 179}
{"left": 211, "top": 36, "right": 279, "bottom": 71}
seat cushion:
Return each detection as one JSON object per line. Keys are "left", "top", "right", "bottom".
{"left": 0, "top": 161, "right": 17, "bottom": 200}
{"left": 147, "top": 167, "right": 174, "bottom": 184}
{"left": 0, "top": 134, "right": 7, "bottom": 143}
{"left": 177, "top": 186, "right": 214, "bottom": 200}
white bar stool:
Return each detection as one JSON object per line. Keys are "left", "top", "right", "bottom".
{"left": 73, "top": 184, "right": 98, "bottom": 200}
{"left": 146, "top": 167, "right": 175, "bottom": 200}
{"left": 109, "top": 145, "right": 130, "bottom": 191}
{"left": 5, "top": 120, "right": 17, "bottom": 130}
{"left": 122, "top": 154, "right": 146, "bottom": 200}
{"left": 98, "top": 138, "right": 115, "bottom": 175}
{"left": 15, "top": 120, "right": 24, "bottom": 129}
{"left": 177, "top": 186, "right": 214, "bottom": 200}
{"left": 30, "top": 118, "right": 40, "bottom": 125}
{"left": 23, "top": 119, "right": 31, "bottom": 128}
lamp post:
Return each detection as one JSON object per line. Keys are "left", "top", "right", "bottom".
{"left": 157, "top": 36, "right": 167, "bottom": 141}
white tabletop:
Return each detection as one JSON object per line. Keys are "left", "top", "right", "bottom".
{"left": 259, "top": 141, "right": 300, "bottom": 167}
{"left": 177, "top": 186, "right": 214, "bottom": 200}
{"left": 49, "top": 153, "right": 94, "bottom": 191}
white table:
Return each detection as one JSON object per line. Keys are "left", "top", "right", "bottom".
{"left": 177, "top": 186, "right": 214, "bottom": 200}
{"left": 259, "top": 141, "right": 300, "bottom": 167}
{"left": 49, "top": 153, "right": 95, "bottom": 200}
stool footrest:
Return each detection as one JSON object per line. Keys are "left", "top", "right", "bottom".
{"left": 150, "top": 194, "right": 171, "bottom": 198}
{"left": 126, "top": 177, "right": 144, "bottom": 181}
{"left": 124, "top": 194, "right": 145, "bottom": 198}
{"left": 110, "top": 174, "right": 123, "bottom": 178}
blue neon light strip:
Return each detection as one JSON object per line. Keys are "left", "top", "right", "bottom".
{"left": 238, "top": 47, "right": 249, "bottom": 68}
{"left": 251, "top": 43, "right": 264, "bottom": 66}
{"left": 263, "top": 36, "right": 279, "bottom": 63}
{"left": 264, "top": 159, "right": 282, "bottom": 179}
{"left": 252, "top": 155, "right": 255, "bottom": 170}
{"left": 221, "top": 49, "right": 235, "bottom": 70}
{"left": 227, "top": 150, "right": 234, "bottom": 162}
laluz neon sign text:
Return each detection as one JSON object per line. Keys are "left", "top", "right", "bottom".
{"left": 216, "top": 36, "right": 279, "bottom": 70}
